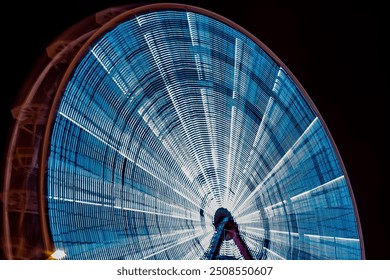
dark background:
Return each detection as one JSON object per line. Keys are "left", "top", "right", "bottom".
{"left": 2, "top": 0, "right": 388, "bottom": 259}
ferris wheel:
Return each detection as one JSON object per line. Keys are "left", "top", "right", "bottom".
{"left": 2, "top": 3, "right": 364, "bottom": 260}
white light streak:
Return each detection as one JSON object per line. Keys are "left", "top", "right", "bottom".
{"left": 91, "top": 47, "right": 129, "bottom": 95}
{"left": 303, "top": 234, "right": 360, "bottom": 242}
{"left": 49, "top": 196, "right": 197, "bottom": 221}
{"left": 231, "top": 97, "right": 274, "bottom": 211}
{"left": 235, "top": 117, "right": 320, "bottom": 214}
{"left": 272, "top": 67, "right": 286, "bottom": 93}
{"left": 224, "top": 38, "right": 240, "bottom": 206}
{"left": 194, "top": 54, "right": 203, "bottom": 80}
{"left": 187, "top": 12, "right": 199, "bottom": 46}
{"left": 291, "top": 175, "right": 345, "bottom": 201}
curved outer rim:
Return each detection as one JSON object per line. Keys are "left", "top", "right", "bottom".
{"left": 40, "top": 2, "right": 365, "bottom": 259}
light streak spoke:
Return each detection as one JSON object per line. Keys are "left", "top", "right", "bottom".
{"left": 236, "top": 117, "right": 319, "bottom": 214}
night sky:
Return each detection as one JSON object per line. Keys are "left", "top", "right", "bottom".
{"left": 2, "top": 0, "right": 387, "bottom": 259}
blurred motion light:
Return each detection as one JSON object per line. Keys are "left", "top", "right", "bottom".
{"left": 5, "top": 4, "right": 364, "bottom": 260}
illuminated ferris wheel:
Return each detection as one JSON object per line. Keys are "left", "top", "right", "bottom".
{"left": 2, "top": 3, "right": 364, "bottom": 260}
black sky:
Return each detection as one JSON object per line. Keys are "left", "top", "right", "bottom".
{"left": 2, "top": 0, "right": 388, "bottom": 259}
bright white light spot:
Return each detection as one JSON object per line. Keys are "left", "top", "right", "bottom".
{"left": 51, "top": 249, "right": 66, "bottom": 260}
